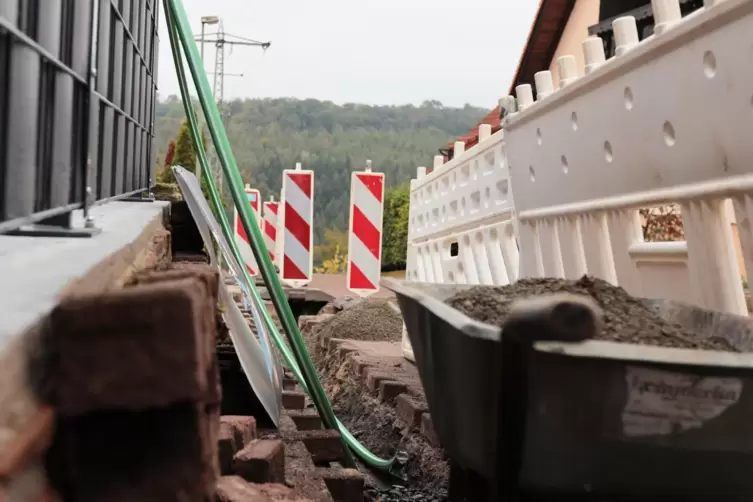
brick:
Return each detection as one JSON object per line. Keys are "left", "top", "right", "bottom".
{"left": 233, "top": 439, "right": 285, "bottom": 483}
{"left": 301, "top": 314, "right": 334, "bottom": 334}
{"left": 218, "top": 422, "right": 238, "bottom": 475}
{"left": 317, "top": 468, "right": 364, "bottom": 502}
{"left": 131, "top": 265, "right": 219, "bottom": 303}
{"left": 128, "top": 266, "right": 220, "bottom": 388}
{"left": 221, "top": 416, "right": 257, "bottom": 448}
{"left": 338, "top": 345, "right": 357, "bottom": 360}
{"left": 282, "top": 377, "right": 297, "bottom": 391}
{"left": 364, "top": 368, "right": 394, "bottom": 393}
{"left": 50, "top": 403, "right": 215, "bottom": 501}
{"left": 297, "top": 315, "right": 317, "bottom": 330}
{"left": 281, "top": 430, "right": 344, "bottom": 464}
{"left": 47, "top": 279, "right": 212, "bottom": 415}
{"left": 282, "top": 391, "right": 306, "bottom": 410}
{"left": 286, "top": 410, "right": 321, "bottom": 431}
{"left": 327, "top": 337, "right": 344, "bottom": 354}
{"left": 395, "top": 394, "right": 428, "bottom": 429}
{"left": 352, "top": 358, "right": 371, "bottom": 378}
{"left": 421, "top": 413, "right": 440, "bottom": 447}
{"left": 378, "top": 380, "right": 407, "bottom": 403}
{"left": 215, "top": 476, "right": 313, "bottom": 502}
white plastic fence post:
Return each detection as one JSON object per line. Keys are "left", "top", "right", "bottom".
{"left": 453, "top": 141, "right": 465, "bottom": 157}
{"left": 613, "top": 16, "right": 640, "bottom": 56}
{"left": 557, "top": 55, "right": 579, "bottom": 87}
{"left": 516, "top": 84, "right": 534, "bottom": 111}
{"left": 478, "top": 124, "right": 492, "bottom": 142}
{"left": 534, "top": 71, "right": 555, "bottom": 100}
{"left": 582, "top": 36, "right": 606, "bottom": 74}
{"left": 651, "top": 0, "right": 682, "bottom": 35}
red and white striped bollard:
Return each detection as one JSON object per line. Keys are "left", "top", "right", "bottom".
{"left": 234, "top": 183, "right": 261, "bottom": 276}
{"left": 280, "top": 163, "right": 314, "bottom": 287}
{"left": 347, "top": 160, "right": 385, "bottom": 296}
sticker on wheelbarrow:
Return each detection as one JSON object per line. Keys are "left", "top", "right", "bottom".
{"left": 622, "top": 366, "right": 742, "bottom": 437}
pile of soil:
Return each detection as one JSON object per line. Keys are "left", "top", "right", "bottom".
{"left": 318, "top": 298, "right": 403, "bottom": 343}
{"left": 446, "top": 275, "right": 739, "bottom": 352}
{"left": 304, "top": 298, "right": 403, "bottom": 365}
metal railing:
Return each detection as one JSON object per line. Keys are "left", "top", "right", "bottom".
{"left": 0, "top": 0, "right": 160, "bottom": 236}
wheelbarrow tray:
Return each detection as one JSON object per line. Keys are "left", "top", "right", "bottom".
{"left": 382, "top": 278, "right": 753, "bottom": 501}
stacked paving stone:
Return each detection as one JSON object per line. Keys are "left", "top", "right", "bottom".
{"left": 37, "top": 262, "right": 309, "bottom": 501}
{"left": 42, "top": 265, "right": 222, "bottom": 501}
{"left": 298, "top": 303, "right": 441, "bottom": 449}
{"left": 228, "top": 286, "right": 366, "bottom": 502}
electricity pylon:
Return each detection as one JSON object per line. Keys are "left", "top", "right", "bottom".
{"left": 195, "top": 21, "right": 270, "bottom": 197}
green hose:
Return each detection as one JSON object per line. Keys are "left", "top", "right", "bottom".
{"left": 164, "top": 0, "right": 395, "bottom": 471}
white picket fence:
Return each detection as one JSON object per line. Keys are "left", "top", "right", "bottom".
{"left": 402, "top": 0, "right": 753, "bottom": 360}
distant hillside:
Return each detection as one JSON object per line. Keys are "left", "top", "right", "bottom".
{"left": 153, "top": 96, "right": 488, "bottom": 240}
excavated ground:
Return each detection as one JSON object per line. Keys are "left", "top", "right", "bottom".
{"left": 301, "top": 298, "right": 449, "bottom": 502}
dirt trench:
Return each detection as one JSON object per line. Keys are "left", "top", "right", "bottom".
{"left": 301, "top": 298, "right": 449, "bottom": 502}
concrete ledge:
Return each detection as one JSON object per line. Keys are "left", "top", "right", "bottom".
{"left": 0, "top": 201, "right": 170, "bottom": 477}
{"left": 0, "top": 201, "right": 170, "bottom": 347}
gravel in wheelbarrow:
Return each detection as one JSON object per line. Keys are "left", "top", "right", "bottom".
{"left": 384, "top": 276, "right": 753, "bottom": 502}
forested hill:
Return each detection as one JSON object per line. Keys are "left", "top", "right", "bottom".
{"left": 153, "top": 97, "right": 488, "bottom": 239}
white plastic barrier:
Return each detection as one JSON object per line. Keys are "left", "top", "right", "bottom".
{"left": 402, "top": 124, "right": 519, "bottom": 360}
{"left": 504, "top": 0, "right": 752, "bottom": 316}
{"left": 400, "top": 0, "right": 753, "bottom": 360}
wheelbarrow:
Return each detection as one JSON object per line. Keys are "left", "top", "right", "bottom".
{"left": 382, "top": 278, "right": 753, "bottom": 502}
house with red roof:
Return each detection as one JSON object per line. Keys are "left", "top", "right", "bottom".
{"left": 441, "top": 0, "right": 699, "bottom": 161}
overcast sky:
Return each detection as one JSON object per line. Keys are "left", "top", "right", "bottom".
{"left": 157, "top": 0, "right": 540, "bottom": 109}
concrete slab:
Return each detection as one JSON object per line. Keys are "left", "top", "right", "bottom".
{"left": 0, "top": 201, "right": 169, "bottom": 348}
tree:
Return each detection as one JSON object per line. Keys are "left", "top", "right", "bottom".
{"left": 313, "top": 228, "right": 349, "bottom": 267}
{"left": 151, "top": 96, "right": 488, "bottom": 249}
{"left": 172, "top": 119, "right": 196, "bottom": 172}
{"left": 640, "top": 205, "right": 684, "bottom": 242}
{"left": 381, "top": 182, "right": 410, "bottom": 270}
{"left": 164, "top": 139, "right": 176, "bottom": 167}
{"left": 315, "top": 244, "right": 347, "bottom": 274}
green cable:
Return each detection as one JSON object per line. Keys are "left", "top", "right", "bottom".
{"left": 164, "top": 0, "right": 395, "bottom": 470}
{"left": 163, "top": 10, "right": 386, "bottom": 466}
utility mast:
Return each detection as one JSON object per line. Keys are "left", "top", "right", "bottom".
{"left": 195, "top": 22, "right": 271, "bottom": 196}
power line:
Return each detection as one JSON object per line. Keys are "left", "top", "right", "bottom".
{"left": 194, "top": 20, "right": 271, "bottom": 197}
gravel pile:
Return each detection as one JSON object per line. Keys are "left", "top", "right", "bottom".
{"left": 317, "top": 298, "right": 403, "bottom": 343}
{"left": 304, "top": 298, "right": 403, "bottom": 366}
{"left": 446, "top": 275, "right": 738, "bottom": 351}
